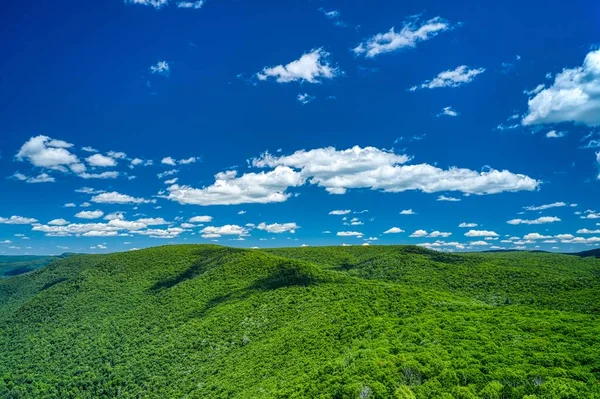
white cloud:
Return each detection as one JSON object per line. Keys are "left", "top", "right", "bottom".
{"left": 200, "top": 225, "right": 247, "bottom": 238}
{"left": 523, "top": 49, "right": 600, "bottom": 126}
{"left": 329, "top": 210, "right": 351, "bottom": 215}
{"left": 469, "top": 241, "right": 489, "bottom": 246}
{"left": 126, "top": 0, "right": 169, "bottom": 9}
{"left": 428, "top": 231, "right": 452, "bottom": 238}
{"left": 419, "top": 241, "right": 465, "bottom": 250}
{"left": 137, "top": 217, "right": 169, "bottom": 225}
{"left": 507, "top": 216, "right": 561, "bottom": 225}
{"left": 164, "top": 178, "right": 178, "bottom": 185}
{"left": 546, "top": 130, "right": 566, "bottom": 138}
{"left": 383, "top": 227, "right": 404, "bottom": 234}
{"left": 409, "top": 229, "right": 428, "bottom": 238}
{"left": 252, "top": 146, "right": 538, "bottom": 196}
{"left": 164, "top": 166, "right": 304, "bottom": 205}
{"left": 297, "top": 93, "right": 315, "bottom": 105}
{"left": 86, "top": 154, "right": 117, "bottom": 167}
{"left": 257, "top": 48, "right": 340, "bottom": 83}
{"left": 437, "top": 106, "right": 459, "bottom": 117}
{"left": 524, "top": 84, "right": 545, "bottom": 96}
{"left": 75, "top": 210, "right": 104, "bottom": 219}
{"left": 400, "top": 209, "right": 416, "bottom": 215}
{"left": 437, "top": 195, "right": 461, "bottom": 202}
{"left": 337, "top": 231, "right": 363, "bottom": 237}
{"left": 91, "top": 192, "right": 153, "bottom": 205}
{"left": 179, "top": 157, "right": 198, "bottom": 164}
{"left": 523, "top": 233, "right": 552, "bottom": 240}
{"left": 257, "top": 222, "right": 299, "bottom": 233}
{"left": 524, "top": 202, "right": 567, "bottom": 211}
{"left": 11, "top": 172, "right": 55, "bottom": 183}
{"left": 161, "top": 157, "right": 177, "bottom": 166}
{"left": 177, "top": 0, "right": 203, "bottom": 8}
{"left": 189, "top": 216, "right": 213, "bottom": 223}
{"left": 64, "top": 203, "right": 76, "bottom": 208}
{"left": 459, "top": 222, "right": 477, "bottom": 228}
{"left": 150, "top": 61, "right": 170, "bottom": 76}
{"left": 238, "top": 210, "right": 246, "bottom": 215}
{"left": 353, "top": 17, "right": 452, "bottom": 58}
{"left": 409, "top": 229, "right": 451, "bottom": 238}
{"left": 0, "top": 216, "right": 38, "bottom": 224}
{"left": 104, "top": 212, "right": 125, "bottom": 221}
{"left": 78, "top": 171, "right": 119, "bottom": 179}
{"left": 157, "top": 169, "right": 178, "bottom": 179}
{"left": 464, "top": 230, "right": 499, "bottom": 237}
{"left": 48, "top": 218, "right": 69, "bottom": 226}
{"left": 410, "top": 65, "right": 485, "bottom": 90}
{"left": 16, "top": 135, "right": 82, "bottom": 173}
{"left": 81, "top": 146, "right": 97, "bottom": 153}
{"left": 576, "top": 228, "right": 600, "bottom": 234}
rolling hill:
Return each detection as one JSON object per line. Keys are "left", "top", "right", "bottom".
{"left": 0, "top": 245, "right": 598, "bottom": 398}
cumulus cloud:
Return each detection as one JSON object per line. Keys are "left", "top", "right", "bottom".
{"left": 86, "top": 154, "right": 117, "bottom": 167}
{"left": 11, "top": 172, "right": 55, "bottom": 183}
{"left": 150, "top": 61, "right": 170, "bottom": 76}
{"left": 48, "top": 218, "right": 69, "bottom": 226}
{"left": 16, "top": 135, "right": 83, "bottom": 173}
{"left": 297, "top": 93, "right": 315, "bottom": 105}
{"left": 469, "top": 241, "right": 489, "bottom": 246}
{"left": 189, "top": 215, "right": 213, "bottom": 223}
{"left": 200, "top": 225, "right": 247, "bottom": 238}
{"left": 399, "top": 209, "right": 416, "bottom": 215}
{"left": 546, "top": 130, "right": 566, "bottom": 138}
{"left": 437, "top": 106, "right": 459, "bottom": 117}
{"left": 464, "top": 230, "right": 499, "bottom": 237}
{"left": 409, "top": 229, "right": 451, "bottom": 238}
{"left": 383, "top": 227, "right": 404, "bottom": 234}
{"left": 0, "top": 216, "right": 38, "bottom": 224}
{"left": 459, "top": 222, "right": 478, "bottom": 228}
{"left": 257, "top": 222, "right": 299, "bottom": 233}
{"left": 257, "top": 48, "right": 340, "bottom": 83}
{"left": 410, "top": 65, "right": 485, "bottom": 91}
{"left": 91, "top": 192, "right": 154, "bottom": 205}
{"left": 252, "top": 146, "right": 538, "bottom": 196}
{"left": 75, "top": 210, "right": 104, "bottom": 219}
{"left": 33, "top": 217, "right": 177, "bottom": 238}
{"left": 161, "top": 157, "right": 176, "bottom": 166}
{"left": 164, "top": 166, "right": 304, "bottom": 206}
{"left": 337, "top": 231, "right": 363, "bottom": 237}
{"left": 353, "top": 17, "right": 452, "bottom": 58}
{"left": 161, "top": 145, "right": 538, "bottom": 207}
{"left": 523, "top": 49, "right": 600, "bottom": 126}
{"left": 437, "top": 195, "right": 461, "bottom": 202}
{"left": 507, "top": 216, "right": 561, "bottom": 225}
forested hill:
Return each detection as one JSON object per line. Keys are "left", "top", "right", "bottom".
{"left": 1, "top": 245, "right": 599, "bottom": 398}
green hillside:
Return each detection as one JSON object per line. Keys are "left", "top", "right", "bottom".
{"left": 0, "top": 255, "right": 62, "bottom": 278}
{"left": 0, "top": 245, "right": 599, "bottom": 399}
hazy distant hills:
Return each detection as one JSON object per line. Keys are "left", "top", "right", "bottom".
{"left": 0, "top": 245, "right": 598, "bottom": 398}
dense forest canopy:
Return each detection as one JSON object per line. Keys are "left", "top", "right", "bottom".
{"left": 0, "top": 245, "right": 598, "bottom": 398}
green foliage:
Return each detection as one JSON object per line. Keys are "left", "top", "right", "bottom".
{"left": 0, "top": 244, "right": 598, "bottom": 398}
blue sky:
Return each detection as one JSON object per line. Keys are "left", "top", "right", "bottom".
{"left": 1, "top": 0, "right": 600, "bottom": 255}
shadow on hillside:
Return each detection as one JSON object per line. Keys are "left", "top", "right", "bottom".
{"left": 189, "top": 261, "right": 328, "bottom": 319}
{"left": 150, "top": 247, "right": 243, "bottom": 291}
